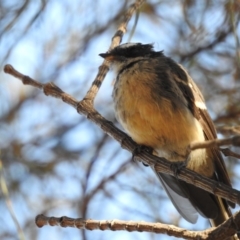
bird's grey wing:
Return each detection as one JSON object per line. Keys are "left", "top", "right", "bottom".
{"left": 189, "top": 78, "right": 235, "bottom": 208}
{"left": 153, "top": 170, "right": 198, "bottom": 223}
{"left": 153, "top": 170, "right": 219, "bottom": 223}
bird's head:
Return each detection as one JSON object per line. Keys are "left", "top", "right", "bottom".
{"left": 99, "top": 43, "right": 162, "bottom": 72}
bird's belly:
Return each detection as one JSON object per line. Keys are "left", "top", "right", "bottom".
{"left": 115, "top": 95, "right": 200, "bottom": 153}
{"left": 113, "top": 76, "right": 214, "bottom": 177}
{"left": 114, "top": 79, "right": 199, "bottom": 147}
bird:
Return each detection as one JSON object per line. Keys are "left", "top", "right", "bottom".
{"left": 99, "top": 43, "right": 237, "bottom": 237}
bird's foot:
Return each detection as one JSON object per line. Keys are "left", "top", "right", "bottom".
{"left": 132, "top": 145, "right": 153, "bottom": 167}
{"left": 170, "top": 161, "right": 186, "bottom": 177}
{"left": 170, "top": 154, "right": 191, "bottom": 178}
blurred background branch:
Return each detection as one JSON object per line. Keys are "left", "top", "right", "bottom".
{"left": 1, "top": 1, "right": 240, "bottom": 240}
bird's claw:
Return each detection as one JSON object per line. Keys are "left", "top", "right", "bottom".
{"left": 132, "top": 145, "right": 153, "bottom": 167}
{"left": 170, "top": 161, "right": 186, "bottom": 177}
{"left": 170, "top": 154, "right": 191, "bottom": 177}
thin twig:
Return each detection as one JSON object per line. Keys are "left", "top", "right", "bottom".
{"left": 0, "top": 159, "right": 25, "bottom": 240}
{"left": 221, "top": 148, "right": 240, "bottom": 159}
{"left": 35, "top": 212, "right": 240, "bottom": 240}
{"left": 217, "top": 125, "right": 240, "bottom": 135}
{"left": 180, "top": 29, "right": 231, "bottom": 62}
{"left": 84, "top": 0, "right": 146, "bottom": 102}
{"left": 190, "top": 136, "right": 240, "bottom": 151}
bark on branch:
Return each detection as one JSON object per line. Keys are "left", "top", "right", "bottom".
{"left": 3, "top": 64, "right": 240, "bottom": 205}
{"left": 35, "top": 212, "right": 240, "bottom": 240}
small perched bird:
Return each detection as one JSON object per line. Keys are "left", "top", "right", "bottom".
{"left": 99, "top": 43, "right": 236, "bottom": 237}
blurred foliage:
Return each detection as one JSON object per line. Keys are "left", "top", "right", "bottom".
{"left": 0, "top": 0, "right": 240, "bottom": 240}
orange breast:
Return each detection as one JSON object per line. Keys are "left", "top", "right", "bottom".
{"left": 113, "top": 71, "right": 205, "bottom": 160}
{"left": 113, "top": 67, "right": 214, "bottom": 177}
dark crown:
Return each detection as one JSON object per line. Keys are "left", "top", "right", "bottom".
{"left": 109, "top": 43, "right": 163, "bottom": 58}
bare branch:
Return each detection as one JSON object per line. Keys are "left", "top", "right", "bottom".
{"left": 35, "top": 212, "right": 240, "bottom": 240}
{"left": 221, "top": 148, "right": 240, "bottom": 159}
{"left": 0, "top": 159, "right": 25, "bottom": 240}
{"left": 4, "top": 64, "right": 240, "bottom": 206}
{"left": 217, "top": 125, "right": 240, "bottom": 135}
{"left": 84, "top": 0, "right": 146, "bottom": 102}
{"left": 180, "top": 29, "right": 231, "bottom": 62}
{"left": 189, "top": 136, "right": 240, "bottom": 152}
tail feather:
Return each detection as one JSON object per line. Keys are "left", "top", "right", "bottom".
{"left": 210, "top": 197, "right": 239, "bottom": 240}
{"left": 153, "top": 169, "right": 239, "bottom": 240}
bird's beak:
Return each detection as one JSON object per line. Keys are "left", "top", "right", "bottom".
{"left": 99, "top": 53, "right": 115, "bottom": 61}
{"left": 99, "top": 53, "right": 108, "bottom": 58}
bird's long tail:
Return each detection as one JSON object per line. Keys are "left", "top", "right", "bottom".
{"left": 210, "top": 197, "right": 239, "bottom": 240}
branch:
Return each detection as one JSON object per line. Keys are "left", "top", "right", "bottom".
{"left": 221, "top": 148, "right": 240, "bottom": 159}
{"left": 189, "top": 137, "right": 240, "bottom": 159}
{"left": 84, "top": 0, "right": 146, "bottom": 102}
{"left": 190, "top": 136, "right": 240, "bottom": 152}
{"left": 180, "top": 29, "right": 231, "bottom": 62}
{"left": 4, "top": 64, "right": 240, "bottom": 206}
{"left": 35, "top": 212, "right": 240, "bottom": 240}
{"left": 217, "top": 125, "right": 240, "bottom": 135}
